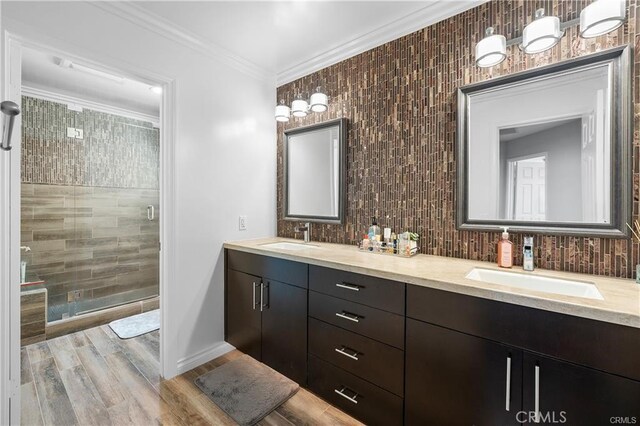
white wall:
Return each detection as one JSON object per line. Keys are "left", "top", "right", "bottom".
{"left": 2, "top": 1, "right": 277, "bottom": 379}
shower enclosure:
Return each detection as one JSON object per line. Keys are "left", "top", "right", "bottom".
{"left": 20, "top": 94, "right": 160, "bottom": 339}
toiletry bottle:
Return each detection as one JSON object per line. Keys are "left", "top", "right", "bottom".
{"left": 391, "top": 232, "right": 397, "bottom": 254}
{"left": 383, "top": 227, "right": 391, "bottom": 244}
{"left": 497, "top": 227, "right": 513, "bottom": 268}
{"left": 369, "top": 218, "right": 381, "bottom": 241}
{"left": 523, "top": 236, "right": 534, "bottom": 271}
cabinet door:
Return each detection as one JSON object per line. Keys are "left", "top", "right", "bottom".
{"left": 261, "top": 279, "right": 307, "bottom": 385}
{"left": 226, "top": 269, "right": 262, "bottom": 360}
{"left": 405, "top": 319, "right": 522, "bottom": 426}
{"left": 523, "top": 353, "right": 640, "bottom": 424}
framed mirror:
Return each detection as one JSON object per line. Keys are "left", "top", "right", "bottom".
{"left": 457, "top": 46, "right": 632, "bottom": 237}
{"left": 284, "top": 118, "right": 347, "bottom": 224}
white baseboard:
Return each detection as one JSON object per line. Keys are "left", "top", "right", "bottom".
{"left": 176, "top": 341, "right": 235, "bottom": 375}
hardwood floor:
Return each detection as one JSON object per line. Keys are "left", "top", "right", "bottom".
{"left": 22, "top": 324, "right": 363, "bottom": 425}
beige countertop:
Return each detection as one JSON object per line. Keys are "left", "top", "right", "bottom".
{"left": 224, "top": 237, "right": 640, "bottom": 329}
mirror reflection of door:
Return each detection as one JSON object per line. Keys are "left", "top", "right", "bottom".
{"left": 508, "top": 155, "right": 546, "bottom": 221}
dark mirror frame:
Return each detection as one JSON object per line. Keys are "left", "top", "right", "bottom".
{"left": 456, "top": 45, "right": 632, "bottom": 238}
{"left": 283, "top": 118, "right": 347, "bottom": 224}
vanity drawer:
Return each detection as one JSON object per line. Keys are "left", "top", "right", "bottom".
{"left": 308, "top": 355, "right": 403, "bottom": 426}
{"left": 309, "top": 318, "right": 404, "bottom": 396}
{"left": 309, "top": 291, "right": 404, "bottom": 349}
{"left": 309, "top": 265, "right": 405, "bottom": 314}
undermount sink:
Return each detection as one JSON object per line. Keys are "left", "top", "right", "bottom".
{"left": 465, "top": 268, "right": 604, "bottom": 300}
{"left": 260, "top": 242, "right": 319, "bottom": 251}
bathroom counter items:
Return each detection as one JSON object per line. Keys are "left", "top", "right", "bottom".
{"left": 224, "top": 238, "right": 640, "bottom": 328}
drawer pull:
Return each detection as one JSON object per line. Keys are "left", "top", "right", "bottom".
{"left": 334, "top": 386, "right": 359, "bottom": 404}
{"left": 335, "top": 347, "right": 359, "bottom": 361}
{"left": 335, "top": 311, "right": 360, "bottom": 323}
{"left": 335, "top": 282, "right": 360, "bottom": 292}
{"left": 534, "top": 364, "right": 540, "bottom": 423}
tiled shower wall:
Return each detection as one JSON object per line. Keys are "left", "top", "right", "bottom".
{"left": 21, "top": 96, "right": 160, "bottom": 318}
{"left": 277, "top": 0, "right": 640, "bottom": 278}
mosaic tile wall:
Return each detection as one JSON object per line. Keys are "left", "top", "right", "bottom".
{"left": 21, "top": 96, "right": 160, "bottom": 320}
{"left": 277, "top": 0, "right": 640, "bottom": 278}
{"left": 21, "top": 96, "right": 159, "bottom": 189}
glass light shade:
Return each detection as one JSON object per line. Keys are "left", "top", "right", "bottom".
{"left": 275, "top": 104, "right": 290, "bottom": 122}
{"left": 580, "top": 0, "right": 626, "bottom": 38}
{"left": 291, "top": 99, "right": 309, "bottom": 117}
{"left": 309, "top": 92, "right": 328, "bottom": 112}
{"left": 522, "top": 13, "right": 563, "bottom": 54}
{"left": 475, "top": 30, "right": 507, "bottom": 68}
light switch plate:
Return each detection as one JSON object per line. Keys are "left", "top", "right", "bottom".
{"left": 239, "top": 215, "right": 247, "bottom": 231}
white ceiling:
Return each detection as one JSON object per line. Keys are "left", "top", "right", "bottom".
{"left": 129, "top": 1, "right": 487, "bottom": 85}
{"left": 22, "top": 46, "right": 161, "bottom": 119}
{"left": 20, "top": 0, "right": 486, "bottom": 105}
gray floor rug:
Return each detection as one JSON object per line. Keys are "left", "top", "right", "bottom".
{"left": 194, "top": 354, "right": 299, "bottom": 426}
{"left": 109, "top": 309, "right": 160, "bottom": 339}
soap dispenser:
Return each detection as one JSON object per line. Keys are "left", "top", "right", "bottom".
{"left": 497, "top": 227, "right": 513, "bottom": 268}
{"left": 523, "top": 236, "right": 534, "bottom": 271}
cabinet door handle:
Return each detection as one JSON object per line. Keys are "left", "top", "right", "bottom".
{"left": 335, "top": 347, "right": 359, "bottom": 361}
{"left": 252, "top": 282, "right": 257, "bottom": 310}
{"left": 534, "top": 365, "right": 540, "bottom": 423}
{"left": 147, "top": 205, "right": 155, "bottom": 221}
{"left": 335, "top": 282, "right": 360, "bottom": 292}
{"left": 505, "top": 356, "right": 511, "bottom": 411}
{"left": 334, "top": 386, "right": 359, "bottom": 404}
{"left": 260, "top": 282, "right": 265, "bottom": 312}
{"left": 335, "top": 311, "right": 360, "bottom": 323}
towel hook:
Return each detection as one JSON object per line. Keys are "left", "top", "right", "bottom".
{"left": 1, "top": 101, "right": 20, "bottom": 151}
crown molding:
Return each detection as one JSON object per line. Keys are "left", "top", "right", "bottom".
{"left": 22, "top": 85, "right": 160, "bottom": 126}
{"left": 276, "top": 0, "right": 490, "bottom": 86}
{"left": 91, "top": 1, "right": 273, "bottom": 83}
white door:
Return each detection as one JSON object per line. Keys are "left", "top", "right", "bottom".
{"left": 1, "top": 35, "right": 22, "bottom": 425}
{"left": 514, "top": 158, "right": 546, "bottom": 221}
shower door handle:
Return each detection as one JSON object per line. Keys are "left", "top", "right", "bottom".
{"left": 1, "top": 101, "right": 20, "bottom": 151}
{"left": 147, "top": 205, "right": 155, "bottom": 221}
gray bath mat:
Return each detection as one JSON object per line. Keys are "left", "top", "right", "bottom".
{"left": 109, "top": 309, "right": 159, "bottom": 339}
{"left": 194, "top": 354, "right": 299, "bottom": 426}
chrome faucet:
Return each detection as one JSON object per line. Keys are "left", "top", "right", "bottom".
{"left": 295, "top": 222, "right": 311, "bottom": 243}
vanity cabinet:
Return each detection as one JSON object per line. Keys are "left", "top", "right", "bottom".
{"left": 405, "top": 285, "right": 640, "bottom": 425}
{"left": 225, "top": 250, "right": 308, "bottom": 385}
{"left": 225, "top": 248, "right": 640, "bottom": 425}
{"left": 405, "top": 319, "right": 522, "bottom": 425}
{"left": 522, "top": 353, "right": 640, "bottom": 425}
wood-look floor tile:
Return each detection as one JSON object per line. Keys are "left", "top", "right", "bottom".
{"left": 26, "top": 341, "right": 52, "bottom": 364}
{"left": 47, "top": 336, "right": 80, "bottom": 371}
{"left": 100, "top": 324, "right": 118, "bottom": 339}
{"left": 116, "top": 337, "right": 160, "bottom": 388}
{"left": 85, "top": 326, "right": 120, "bottom": 356}
{"left": 59, "top": 364, "right": 111, "bottom": 425}
{"left": 259, "top": 411, "right": 295, "bottom": 426}
{"left": 104, "top": 351, "right": 161, "bottom": 421}
{"left": 318, "top": 406, "right": 366, "bottom": 426}
{"left": 31, "top": 357, "right": 79, "bottom": 426}
{"left": 21, "top": 348, "right": 33, "bottom": 385}
{"left": 20, "top": 381, "right": 44, "bottom": 426}
{"left": 276, "top": 388, "right": 330, "bottom": 425}
{"left": 159, "top": 376, "right": 236, "bottom": 426}
{"left": 107, "top": 396, "right": 156, "bottom": 426}
{"left": 68, "top": 331, "right": 91, "bottom": 348}
{"left": 75, "top": 344, "right": 126, "bottom": 408}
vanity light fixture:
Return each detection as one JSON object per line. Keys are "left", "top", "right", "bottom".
{"left": 475, "top": 27, "right": 507, "bottom": 68}
{"left": 274, "top": 88, "right": 328, "bottom": 121}
{"left": 475, "top": 1, "right": 627, "bottom": 68}
{"left": 275, "top": 100, "right": 291, "bottom": 122}
{"left": 291, "top": 96, "right": 309, "bottom": 118}
{"left": 580, "top": 0, "right": 626, "bottom": 38}
{"left": 522, "top": 9, "right": 564, "bottom": 54}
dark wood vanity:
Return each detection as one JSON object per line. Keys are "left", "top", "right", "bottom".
{"left": 225, "top": 248, "right": 640, "bottom": 425}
